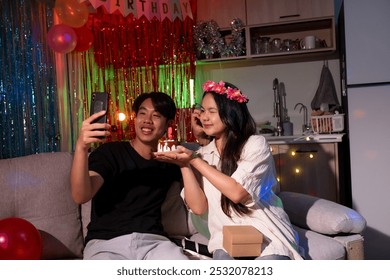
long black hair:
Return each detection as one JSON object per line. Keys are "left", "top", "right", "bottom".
{"left": 203, "top": 82, "right": 257, "bottom": 217}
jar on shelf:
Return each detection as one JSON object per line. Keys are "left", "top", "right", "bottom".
{"left": 270, "top": 38, "right": 282, "bottom": 52}
{"left": 258, "top": 36, "right": 270, "bottom": 54}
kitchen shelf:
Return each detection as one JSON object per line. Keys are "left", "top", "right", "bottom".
{"left": 264, "top": 133, "right": 344, "bottom": 144}
{"left": 196, "top": 16, "right": 336, "bottom": 63}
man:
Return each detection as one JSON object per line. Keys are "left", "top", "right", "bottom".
{"left": 70, "top": 92, "right": 189, "bottom": 260}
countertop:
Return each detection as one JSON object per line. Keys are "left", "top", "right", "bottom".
{"left": 263, "top": 133, "right": 344, "bottom": 144}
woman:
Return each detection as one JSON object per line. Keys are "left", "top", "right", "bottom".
{"left": 154, "top": 80, "right": 303, "bottom": 260}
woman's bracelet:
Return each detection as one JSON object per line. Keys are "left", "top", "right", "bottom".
{"left": 190, "top": 151, "right": 200, "bottom": 160}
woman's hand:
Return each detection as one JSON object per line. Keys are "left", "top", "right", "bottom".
{"left": 191, "top": 107, "right": 210, "bottom": 146}
{"left": 155, "top": 145, "right": 208, "bottom": 215}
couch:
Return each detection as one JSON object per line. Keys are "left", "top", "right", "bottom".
{"left": 0, "top": 152, "right": 366, "bottom": 260}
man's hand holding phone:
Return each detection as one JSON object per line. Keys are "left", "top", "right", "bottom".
{"left": 77, "top": 111, "right": 111, "bottom": 150}
{"left": 75, "top": 92, "right": 111, "bottom": 151}
{"left": 89, "top": 110, "right": 111, "bottom": 140}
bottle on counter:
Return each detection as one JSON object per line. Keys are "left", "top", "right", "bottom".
{"left": 282, "top": 118, "right": 293, "bottom": 136}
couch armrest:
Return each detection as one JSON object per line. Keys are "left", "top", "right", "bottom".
{"left": 334, "top": 235, "right": 365, "bottom": 260}
{"left": 279, "top": 191, "right": 366, "bottom": 235}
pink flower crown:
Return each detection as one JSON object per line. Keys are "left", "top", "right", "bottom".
{"left": 202, "top": 80, "right": 249, "bottom": 103}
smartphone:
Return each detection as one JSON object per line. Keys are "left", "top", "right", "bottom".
{"left": 90, "top": 92, "right": 108, "bottom": 124}
{"left": 90, "top": 92, "right": 108, "bottom": 138}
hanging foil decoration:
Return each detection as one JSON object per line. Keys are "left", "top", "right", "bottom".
{"left": 175, "top": 108, "right": 195, "bottom": 143}
{"left": 193, "top": 20, "right": 224, "bottom": 59}
{"left": 0, "top": 0, "right": 58, "bottom": 159}
{"left": 194, "top": 18, "right": 245, "bottom": 59}
{"left": 220, "top": 18, "right": 245, "bottom": 57}
{"left": 57, "top": 6, "right": 196, "bottom": 149}
{"left": 0, "top": 1, "right": 196, "bottom": 156}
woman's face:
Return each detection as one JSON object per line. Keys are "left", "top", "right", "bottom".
{"left": 200, "top": 93, "right": 226, "bottom": 139}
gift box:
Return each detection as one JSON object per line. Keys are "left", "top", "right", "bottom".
{"left": 223, "top": 225, "right": 263, "bottom": 257}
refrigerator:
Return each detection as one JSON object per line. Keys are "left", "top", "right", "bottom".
{"left": 340, "top": 0, "right": 390, "bottom": 259}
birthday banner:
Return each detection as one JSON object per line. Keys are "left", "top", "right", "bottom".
{"left": 80, "top": 0, "right": 193, "bottom": 21}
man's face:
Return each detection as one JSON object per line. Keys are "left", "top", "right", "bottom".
{"left": 134, "top": 98, "right": 168, "bottom": 145}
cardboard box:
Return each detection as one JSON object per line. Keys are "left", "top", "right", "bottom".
{"left": 223, "top": 225, "right": 263, "bottom": 257}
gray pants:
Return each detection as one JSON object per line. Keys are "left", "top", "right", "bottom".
{"left": 84, "top": 232, "right": 189, "bottom": 260}
{"left": 213, "top": 249, "right": 291, "bottom": 260}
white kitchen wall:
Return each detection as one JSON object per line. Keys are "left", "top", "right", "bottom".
{"left": 195, "top": 59, "right": 341, "bottom": 135}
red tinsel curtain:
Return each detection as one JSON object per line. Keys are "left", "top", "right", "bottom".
{"left": 91, "top": 8, "right": 195, "bottom": 93}
{"left": 57, "top": 3, "right": 197, "bottom": 150}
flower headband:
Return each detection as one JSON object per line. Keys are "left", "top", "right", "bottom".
{"left": 202, "top": 80, "right": 249, "bottom": 103}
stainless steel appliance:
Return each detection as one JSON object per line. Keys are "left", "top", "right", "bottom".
{"left": 340, "top": 0, "right": 390, "bottom": 259}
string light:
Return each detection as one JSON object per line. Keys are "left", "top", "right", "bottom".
{"left": 118, "top": 112, "right": 126, "bottom": 122}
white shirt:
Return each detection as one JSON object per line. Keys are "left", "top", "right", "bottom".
{"left": 185, "top": 135, "right": 303, "bottom": 259}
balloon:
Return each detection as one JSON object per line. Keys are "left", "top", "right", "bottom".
{"left": 73, "top": 26, "right": 94, "bottom": 52}
{"left": 0, "top": 217, "right": 42, "bottom": 260}
{"left": 55, "top": 0, "right": 89, "bottom": 28}
{"left": 47, "top": 24, "right": 77, "bottom": 53}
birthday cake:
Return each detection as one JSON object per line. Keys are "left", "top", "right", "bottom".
{"left": 158, "top": 126, "right": 180, "bottom": 152}
{"left": 157, "top": 139, "right": 180, "bottom": 152}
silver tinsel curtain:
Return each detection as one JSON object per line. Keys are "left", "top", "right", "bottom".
{"left": 0, "top": 0, "right": 58, "bottom": 159}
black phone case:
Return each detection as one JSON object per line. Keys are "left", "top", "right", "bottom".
{"left": 90, "top": 92, "right": 108, "bottom": 124}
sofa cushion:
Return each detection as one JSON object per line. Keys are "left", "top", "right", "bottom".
{"left": 279, "top": 191, "right": 366, "bottom": 235}
{"left": 81, "top": 201, "right": 91, "bottom": 240}
{"left": 0, "top": 152, "right": 84, "bottom": 259}
{"left": 162, "top": 181, "right": 190, "bottom": 238}
{"left": 293, "top": 225, "right": 346, "bottom": 260}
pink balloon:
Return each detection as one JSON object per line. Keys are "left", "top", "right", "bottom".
{"left": 55, "top": 0, "right": 89, "bottom": 28}
{"left": 47, "top": 24, "right": 77, "bottom": 53}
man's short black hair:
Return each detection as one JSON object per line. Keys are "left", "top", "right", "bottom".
{"left": 133, "top": 92, "right": 177, "bottom": 121}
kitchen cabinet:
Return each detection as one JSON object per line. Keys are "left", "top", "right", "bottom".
{"left": 246, "top": 16, "right": 335, "bottom": 58}
{"left": 196, "top": 0, "right": 246, "bottom": 29}
{"left": 270, "top": 143, "right": 340, "bottom": 203}
{"left": 246, "top": 0, "right": 334, "bottom": 25}
{"left": 195, "top": 0, "right": 336, "bottom": 62}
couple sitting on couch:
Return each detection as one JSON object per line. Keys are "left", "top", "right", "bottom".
{"left": 72, "top": 83, "right": 303, "bottom": 260}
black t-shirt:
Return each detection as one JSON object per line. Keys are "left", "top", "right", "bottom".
{"left": 85, "top": 141, "right": 181, "bottom": 244}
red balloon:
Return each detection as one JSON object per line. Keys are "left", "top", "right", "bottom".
{"left": 47, "top": 24, "right": 77, "bottom": 53}
{"left": 55, "top": 0, "right": 89, "bottom": 28}
{"left": 0, "top": 218, "right": 42, "bottom": 260}
{"left": 73, "top": 26, "right": 94, "bottom": 52}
